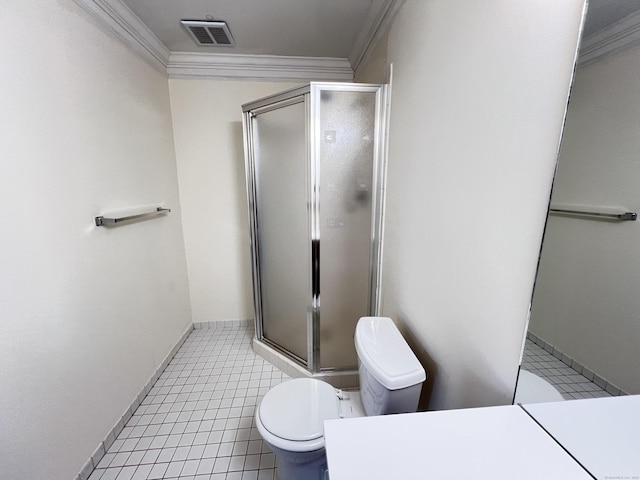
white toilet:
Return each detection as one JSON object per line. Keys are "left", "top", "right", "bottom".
{"left": 514, "top": 369, "right": 565, "bottom": 404}
{"left": 255, "top": 316, "right": 426, "bottom": 480}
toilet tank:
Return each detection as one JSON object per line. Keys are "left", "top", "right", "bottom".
{"left": 354, "top": 317, "right": 426, "bottom": 416}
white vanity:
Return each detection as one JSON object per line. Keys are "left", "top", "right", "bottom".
{"left": 522, "top": 395, "right": 640, "bottom": 480}
{"left": 325, "top": 395, "right": 640, "bottom": 479}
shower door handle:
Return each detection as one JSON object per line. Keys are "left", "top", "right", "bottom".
{"left": 311, "top": 239, "right": 320, "bottom": 300}
{"left": 307, "top": 304, "right": 320, "bottom": 373}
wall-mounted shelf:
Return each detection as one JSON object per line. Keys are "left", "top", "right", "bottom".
{"left": 95, "top": 207, "right": 171, "bottom": 226}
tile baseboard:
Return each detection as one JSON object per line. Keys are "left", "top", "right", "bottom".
{"left": 75, "top": 322, "right": 194, "bottom": 480}
{"left": 526, "top": 331, "right": 628, "bottom": 397}
{"left": 193, "top": 318, "right": 253, "bottom": 329}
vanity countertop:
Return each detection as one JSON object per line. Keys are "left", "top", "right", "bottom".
{"left": 324, "top": 403, "right": 593, "bottom": 480}
{"left": 522, "top": 395, "right": 640, "bottom": 480}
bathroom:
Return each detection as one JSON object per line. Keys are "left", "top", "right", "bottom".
{"left": 1, "top": 1, "right": 638, "bottom": 479}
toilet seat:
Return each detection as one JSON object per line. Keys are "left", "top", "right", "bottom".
{"left": 256, "top": 378, "right": 340, "bottom": 452}
{"left": 515, "top": 370, "right": 565, "bottom": 404}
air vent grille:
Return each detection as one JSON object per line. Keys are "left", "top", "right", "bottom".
{"left": 181, "top": 20, "right": 235, "bottom": 47}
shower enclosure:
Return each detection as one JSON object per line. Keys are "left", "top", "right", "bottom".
{"left": 242, "top": 82, "right": 388, "bottom": 374}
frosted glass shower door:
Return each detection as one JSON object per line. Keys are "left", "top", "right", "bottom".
{"left": 315, "top": 88, "right": 379, "bottom": 369}
{"left": 244, "top": 83, "right": 386, "bottom": 373}
{"left": 253, "top": 99, "right": 310, "bottom": 363}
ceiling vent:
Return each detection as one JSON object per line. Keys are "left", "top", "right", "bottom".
{"left": 181, "top": 20, "right": 235, "bottom": 47}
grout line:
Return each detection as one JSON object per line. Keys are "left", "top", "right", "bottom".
{"left": 521, "top": 340, "right": 612, "bottom": 401}
{"left": 524, "top": 333, "right": 628, "bottom": 396}
{"left": 194, "top": 319, "right": 253, "bottom": 330}
{"left": 81, "top": 324, "right": 285, "bottom": 480}
{"left": 77, "top": 322, "right": 194, "bottom": 480}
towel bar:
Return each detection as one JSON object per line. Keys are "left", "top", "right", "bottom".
{"left": 549, "top": 208, "right": 637, "bottom": 221}
{"left": 95, "top": 207, "right": 171, "bottom": 226}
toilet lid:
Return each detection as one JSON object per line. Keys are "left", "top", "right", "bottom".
{"left": 259, "top": 378, "right": 339, "bottom": 442}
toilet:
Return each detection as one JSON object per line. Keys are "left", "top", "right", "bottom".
{"left": 514, "top": 369, "right": 565, "bottom": 404}
{"left": 255, "top": 316, "right": 426, "bottom": 480}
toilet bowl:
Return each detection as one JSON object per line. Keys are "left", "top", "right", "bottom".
{"left": 514, "top": 369, "right": 565, "bottom": 404}
{"left": 255, "top": 317, "right": 426, "bottom": 480}
{"left": 255, "top": 378, "right": 339, "bottom": 480}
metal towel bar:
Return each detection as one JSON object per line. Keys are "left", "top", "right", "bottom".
{"left": 95, "top": 207, "right": 171, "bottom": 226}
{"left": 549, "top": 208, "right": 637, "bottom": 221}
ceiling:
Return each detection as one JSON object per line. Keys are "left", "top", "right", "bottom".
{"left": 121, "top": 0, "right": 392, "bottom": 61}
{"left": 77, "top": 0, "right": 640, "bottom": 80}
{"left": 120, "top": 0, "right": 640, "bottom": 60}
{"left": 583, "top": 0, "right": 640, "bottom": 37}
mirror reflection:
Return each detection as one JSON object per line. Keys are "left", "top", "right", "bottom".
{"left": 517, "top": 0, "right": 640, "bottom": 403}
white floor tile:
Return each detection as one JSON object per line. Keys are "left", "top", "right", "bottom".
{"left": 521, "top": 339, "right": 611, "bottom": 400}
{"left": 85, "top": 327, "right": 289, "bottom": 480}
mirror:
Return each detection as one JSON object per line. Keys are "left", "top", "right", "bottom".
{"left": 517, "top": 0, "right": 640, "bottom": 402}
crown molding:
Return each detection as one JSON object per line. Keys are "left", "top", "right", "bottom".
{"left": 579, "top": 9, "right": 640, "bottom": 67}
{"left": 168, "top": 53, "right": 353, "bottom": 82}
{"left": 73, "top": 0, "right": 170, "bottom": 72}
{"left": 74, "top": 0, "right": 354, "bottom": 81}
{"left": 349, "top": 0, "right": 405, "bottom": 73}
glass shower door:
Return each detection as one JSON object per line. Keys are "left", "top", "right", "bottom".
{"left": 315, "top": 87, "right": 379, "bottom": 369}
{"left": 252, "top": 98, "right": 310, "bottom": 363}
{"left": 244, "top": 83, "right": 386, "bottom": 373}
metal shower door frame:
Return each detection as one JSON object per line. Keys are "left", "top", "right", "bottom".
{"left": 242, "top": 82, "right": 388, "bottom": 374}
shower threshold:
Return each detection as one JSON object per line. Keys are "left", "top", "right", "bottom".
{"left": 252, "top": 337, "right": 360, "bottom": 389}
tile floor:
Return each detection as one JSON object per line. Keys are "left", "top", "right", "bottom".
{"left": 521, "top": 339, "right": 612, "bottom": 400}
{"left": 88, "top": 325, "right": 290, "bottom": 480}
{"left": 86, "top": 325, "right": 616, "bottom": 480}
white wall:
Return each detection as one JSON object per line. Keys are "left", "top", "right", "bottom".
{"left": 529, "top": 45, "right": 640, "bottom": 394}
{"left": 358, "top": 0, "right": 586, "bottom": 409}
{"left": 169, "top": 80, "right": 298, "bottom": 324}
{"left": 0, "top": 2, "right": 192, "bottom": 479}
{"left": 354, "top": 30, "right": 390, "bottom": 85}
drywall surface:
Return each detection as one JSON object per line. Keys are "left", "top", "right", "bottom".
{"left": 168, "top": 79, "right": 298, "bottom": 324}
{"left": 354, "top": 29, "right": 389, "bottom": 84}
{"left": 367, "top": 0, "right": 586, "bottom": 409}
{"left": 0, "top": 1, "right": 191, "bottom": 479}
{"left": 529, "top": 45, "right": 640, "bottom": 394}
